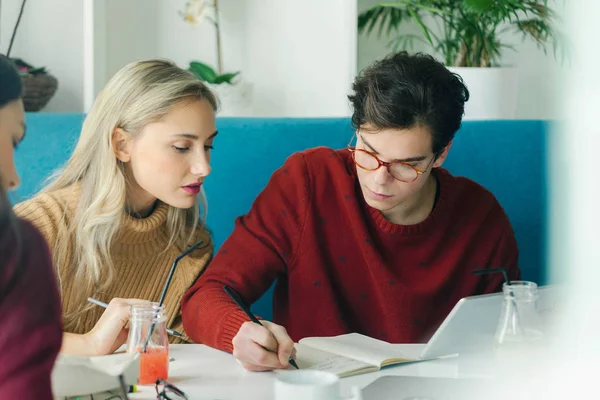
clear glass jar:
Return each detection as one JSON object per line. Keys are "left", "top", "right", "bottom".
{"left": 126, "top": 303, "right": 169, "bottom": 385}
{"left": 494, "top": 281, "right": 544, "bottom": 360}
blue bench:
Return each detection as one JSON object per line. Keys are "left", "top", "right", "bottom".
{"left": 13, "top": 115, "right": 549, "bottom": 320}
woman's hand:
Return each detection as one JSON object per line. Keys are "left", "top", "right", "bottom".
{"left": 85, "top": 298, "right": 149, "bottom": 355}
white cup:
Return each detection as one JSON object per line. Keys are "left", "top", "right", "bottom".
{"left": 274, "top": 370, "right": 361, "bottom": 400}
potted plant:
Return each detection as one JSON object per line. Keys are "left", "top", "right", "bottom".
{"left": 180, "top": 0, "right": 252, "bottom": 116}
{"left": 358, "top": 0, "right": 564, "bottom": 119}
{"left": 1, "top": 0, "right": 58, "bottom": 111}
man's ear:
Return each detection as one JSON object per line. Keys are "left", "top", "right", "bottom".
{"left": 433, "top": 141, "right": 452, "bottom": 168}
{"left": 112, "top": 127, "right": 132, "bottom": 163}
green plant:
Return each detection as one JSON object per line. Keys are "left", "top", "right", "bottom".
{"left": 358, "top": 0, "right": 565, "bottom": 67}
{"left": 180, "top": 0, "right": 240, "bottom": 84}
{"left": 188, "top": 61, "right": 239, "bottom": 84}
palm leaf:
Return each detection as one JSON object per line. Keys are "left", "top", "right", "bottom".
{"left": 358, "top": 1, "right": 448, "bottom": 36}
{"left": 462, "top": 0, "right": 493, "bottom": 12}
{"left": 515, "top": 18, "right": 552, "bottom": 44}
{"left": 357, "top": 0, "right": 567, "bottom": 66}
{"left": 358, "top": 6, "right": 409, "bottom": 37}
{"left": 371, "top": 2, "right": 449, "bottom": 15}
{"left": 388, "top": 34, "right": 427, "bottom": 51}
{"left": 406, "top": 6, "right": 433, "bottom": 45}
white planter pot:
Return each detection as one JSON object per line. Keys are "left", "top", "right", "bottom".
{"left": 448, "top": 67, "right": 518, "bottom": 120}
{"left": 207, "top": 81, "right": 253, "bottom": 117}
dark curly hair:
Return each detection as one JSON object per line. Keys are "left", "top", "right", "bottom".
{"left": 348, "top": 51, "right": 469, "bottom": 154}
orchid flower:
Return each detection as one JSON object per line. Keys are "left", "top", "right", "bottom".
{"left": 180, "top": 0, "right": 211, "bottom": 25}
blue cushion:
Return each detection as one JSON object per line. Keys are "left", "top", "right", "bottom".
{"left": 12, "top": 113, "right": 84, "bottom": 200}
{"left": 13, "top": 115, "right": 548, "bottom": 320}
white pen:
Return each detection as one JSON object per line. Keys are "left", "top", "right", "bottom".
{"left": 87, "top": 297, "right": 184, "bottom": 338}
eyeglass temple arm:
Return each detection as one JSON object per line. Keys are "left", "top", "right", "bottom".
{"left": 347, "top": 130, "right": 358, "bottom": 148}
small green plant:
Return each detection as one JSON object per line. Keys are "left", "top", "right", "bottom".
{"left": 180, "top": 0, "right": 240, "bottom": 84}
{"left": 358, "top": 0, "right": 565, "bottom": 67}
{"left": 188, "top": 61, "right": 239, "bottom": 85}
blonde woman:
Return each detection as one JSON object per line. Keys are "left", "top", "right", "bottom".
{"left": 14, "top": 59, "right": 217, "bottom": 356}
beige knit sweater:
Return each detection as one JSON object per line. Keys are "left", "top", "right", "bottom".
{"left": 14, "top": 184, "right": 212, "bottom": 343}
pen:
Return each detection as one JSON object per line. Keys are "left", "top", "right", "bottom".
{"left": 87, "top": 297, "right": 184, "bottom": 338}
{"left": 223, "top": 285, "right": 299, "bottom": 370}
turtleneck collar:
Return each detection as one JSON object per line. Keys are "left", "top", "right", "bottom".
{"left": 118, "top": 201, "right": 169, "bottom": 244}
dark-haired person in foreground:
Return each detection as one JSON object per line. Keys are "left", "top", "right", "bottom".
{"left": 0, "top": 54, "right": 62, "bottom": 398}
{"left": 182, "top": 51, "right": 521, "bottom": 371}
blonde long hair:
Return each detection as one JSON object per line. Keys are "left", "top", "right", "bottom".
{"left": 43, "top": 59, "right": 217, "bottom": 329}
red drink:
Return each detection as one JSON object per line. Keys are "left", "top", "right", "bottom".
{"left": 137, "top": 346, "right": 169, "bottom": 385}
{"left": 126, "top": 304, "right": 170, "bottom": 385}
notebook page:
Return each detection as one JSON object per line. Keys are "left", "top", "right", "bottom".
{"left": 300, "top": 333, "right": 417, "bottom": 366}
{"left": 293, "top": 342, "right": 377, "bottom": 377}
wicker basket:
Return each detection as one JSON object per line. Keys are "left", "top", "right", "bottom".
{"left": 21, "top": 73, "right": 58, "bottom": 111}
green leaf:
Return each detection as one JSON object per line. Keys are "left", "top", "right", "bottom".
{"left": 406, "top": 6, "right": 433, "bottom": 45}
{"left": 214, "top": 72, "right": 240, "bottom": 84}
{"left": 27, "top": 66, "right": 46, "bottom": 75}
{"left": 357, "top": 0, "right": 567, "bottom": 65}
{"left": 378, "top": 7, "right": 391, "bottom": 37}
{"left": 358, "top": 6, "right": 407, "bottom": 37}
{"left": 463, "top": 0, "right": 494, "bottom": 12}
{"left": 358, "top": 1, "right": 447, "bottom": 37}
{"left": 388, "top": 34, "right": 426, "bottom": 52}
{"left": 371, "top": 2, "right": 448, "bottom": 16}
{"left": 188, "top": 61, "right": 218, "bottom": 84}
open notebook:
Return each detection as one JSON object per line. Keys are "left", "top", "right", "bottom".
{"left": 294, "top": 333, "right": 429, "bottom": 378}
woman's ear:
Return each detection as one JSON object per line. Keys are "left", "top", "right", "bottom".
{"left": 112, "top": 127, "right": 132, "bottom": 163}
{"left": 433, "top": 141, "right": 452, "bottom": 168}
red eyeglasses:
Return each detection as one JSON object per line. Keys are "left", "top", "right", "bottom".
{"left": 347, "top": 132, "right": 436, "bottom": 182}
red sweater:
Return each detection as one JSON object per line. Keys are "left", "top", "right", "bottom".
{"left": 182, "top": 148, "right": 520, "bottom": 352}
{"left": 0, "top": 218, "right": 62, "bottom": 399}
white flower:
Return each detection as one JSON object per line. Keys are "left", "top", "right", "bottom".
{"left": 180, "top": 0, "right": 211, "bottom": 25}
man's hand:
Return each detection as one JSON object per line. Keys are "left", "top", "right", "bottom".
{"left": 232, "top": 320, "right": 297, "bottom": 371}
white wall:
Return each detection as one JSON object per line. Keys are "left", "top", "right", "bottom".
{"left": 105, "top": 0, "right": 163, "bottom": 79}
{"left": 357, "top": 0, "right": 566, "bottom": 120}
{"left": 242, "top": 0, "right": 357, "bottom": 117}
{"left": 3, "top": 0, "right": 357, "bottom": 115}
{"left": 0, "top": 0, "right": 84, "bottom": 112}
{"left": 95, "top": 0, "right": 357, "bottom": 117}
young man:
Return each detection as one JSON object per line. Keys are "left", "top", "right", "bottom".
{"left": 182, "top": 51, "right": 521, "bottom": 372}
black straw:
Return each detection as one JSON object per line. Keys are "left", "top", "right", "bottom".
{"left": 142, "top": 240, "right": 205, "bottom": 353}
{"left": 472, "top": 267, "right": 524, "bottom": 337}
{"left": 472, "top": 267, "right": 510, "bottom": 286}
{"left": 158, "top": 240, "right": 205, "bottom": 307}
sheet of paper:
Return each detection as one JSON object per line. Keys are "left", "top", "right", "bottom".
{"left": 293, "top": 343, "right": 375, "bottom": 377}
{"left": 300, "top": 333, "right": 417, "bottom": 366}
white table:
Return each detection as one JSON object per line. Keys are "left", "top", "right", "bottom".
{"left": 129, "top": 344, "right": 493, "bottom": 400}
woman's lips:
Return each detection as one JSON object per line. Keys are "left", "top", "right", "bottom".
{"left": 182, "top": 183, "right": 201, "bottom": 195}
